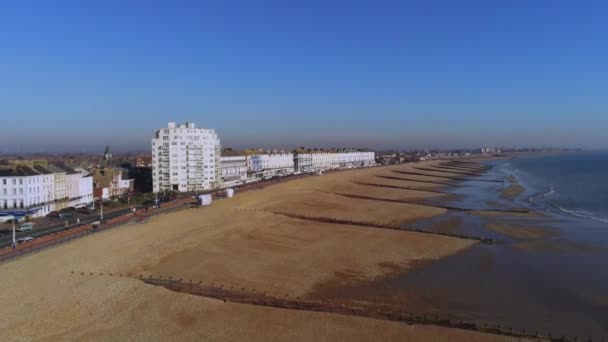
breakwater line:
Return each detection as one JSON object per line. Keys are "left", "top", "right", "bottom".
{"left": 353, "top": 182, "right": 451, "bottom": 194}
{"left": 376, "top": 175, "right": 459, "bottom": 187}
{"left": 439, "top": 163, "right": 492, "bottom": 172}
{"left": 434, "top": 164, "right": 491, "bottom": 173}
{"left": 414, "top": 166, "right": 487, "bottom": 177}
{"left": 392, "top": 170, "right": 503, "bottom": 183}
{"left": 332, "top": 193, "right": 529, "bottom": 215}
{"left": 269, "top": 210, "right": 501, "bottom": 244}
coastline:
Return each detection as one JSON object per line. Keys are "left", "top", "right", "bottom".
{"left": 0, "top": 160, "right": 531, "bottom": 341}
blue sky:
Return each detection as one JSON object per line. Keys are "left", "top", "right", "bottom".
{"left": 1, "top": 0, "right": 607, "bottom": 152}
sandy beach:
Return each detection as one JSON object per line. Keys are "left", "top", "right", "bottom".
{"left": 0, "top": 161, "right": 532, "bottom": 341}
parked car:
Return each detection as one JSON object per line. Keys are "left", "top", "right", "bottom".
{"left": 59, "top": 207, "right": 76, "bottom": 214}
{"left": 16, "top": 223, "right": 34, "bottom": 232}
{"left": 47, "top": 211, "right": 60, "bottom": 218}
{"left": 17, "top": 236, "right": 34, "bottom": 243}
{"left": 59, "top": 212, "right": 74, "bottom": 219}
{"left": 77, "top": 207, "right": 91, "bottom": 215}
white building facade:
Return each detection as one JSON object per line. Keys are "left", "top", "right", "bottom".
{"left": 152, "top": 122, "right": 221, "bottom": 193}
{"left": 294, "top": 151, "right": 375, "bottom": 172}
{"left": 247, "top": 153, "right": 294, "bottom": 179}
{"left": 77, "top": 176, "right": 94, "bottom": 206}
{"left": 0, "top": 164, "right": 93, "bottom": 218}
{"left": 220, "top": 156, "right": 248, "bottom": 187}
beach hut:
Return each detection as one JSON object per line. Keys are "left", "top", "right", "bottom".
{"left": 198, "top": 194, "right": 212, "bottom": 206}
{"left": 226, "top": 188, "right": 234, "bottom": 198}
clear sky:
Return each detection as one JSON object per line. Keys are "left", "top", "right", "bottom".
{"left": 1, "top": 0, "right": 607, "bottom": 152}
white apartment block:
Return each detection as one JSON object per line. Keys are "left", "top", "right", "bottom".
{"left": 152, "top": 122, "right": 221, "bottom": 193}
{"left": 220, "top": 156, "right": 247, "bottom": 187}
{"left": 0, "top": 164, "right": 93, "bottom": 218}
{"left": 295, "top": 151, "right": 375, "bottom": 172}
{"left": 247, "top": 153, "right": 294, "bottom": 179}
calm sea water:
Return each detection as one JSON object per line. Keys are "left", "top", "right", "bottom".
{"left": 389, "top": 152, "right": 608, "bottom": 339}
{"left": 496, "top": 151, "right": 608, "bottom": 224}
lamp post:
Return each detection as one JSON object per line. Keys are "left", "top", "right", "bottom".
{"left": 12, "top": 218, "right": 16, "bottom": 249}
{"left": 100, "top": 199, "right": 104, "bottom": 222}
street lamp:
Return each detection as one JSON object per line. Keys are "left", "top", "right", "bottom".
{"left": 12, "top": 218, "right": 16, "bottom": 250}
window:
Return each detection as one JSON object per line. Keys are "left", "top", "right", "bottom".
{"left": 2, "top": 179, "right": 5, "bottom": 185}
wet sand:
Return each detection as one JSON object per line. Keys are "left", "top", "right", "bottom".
{"left": 485, "top": 222, "right": 557, "bottom": 240}
{"left": 0, "top": 161, "right": 524, "bottom": 341}
{"left": 499, "top": 184, "right": 525, "bottom": 200}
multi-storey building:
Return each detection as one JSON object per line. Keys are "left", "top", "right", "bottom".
{"left": 247, "top": 153, "right": 294, "bottom": 179}
{"left": 220, "top": 156, "right": 247, "bottom": 187}
{"left": 152, "top": 122, "right": 221, "bottom": 192}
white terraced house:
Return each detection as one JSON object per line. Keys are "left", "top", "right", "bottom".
{"left": 219, "top": 156, "right": 247, "bottom": 187}
{"left": 246, "top": 153, "right": 295, "bottom": 179}
{"left": 294, "top": 151, "right": 375, "bottom": 173}
{"left": 152, "top": 122, "right": 221, "bottom": 193}
{"left": 0, "top": 163, "right": 93, "bottom": 218}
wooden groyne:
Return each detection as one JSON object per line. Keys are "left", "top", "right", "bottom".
{"left": 376, "top": 175, "right": 459, "bottom": 187}
{"left": 392, "top": 170, "right": 503, "bottom": 183}
{"left": 439, "top": 163, "right": 492, "bottom": 172}
{"left": 270, "top": 210, "right": 500, "bottom": 244}
{"left": 414, "top": 166, "right": 487, "bottom": 177}
{"left": 434, "top": 164, "right": 491, "bottom": 173}
{"left": 353, "top": 182, "right": 451, "bottom": 194}
{"left": 333, "top": 193, "right": 529, "bottom": 215}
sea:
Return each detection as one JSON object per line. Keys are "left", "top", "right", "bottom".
{"left": 497, "top": 151, "right": 608, "bottom": 224}
{"left": 383, "top": 151, "right": 608, "bottom": 340}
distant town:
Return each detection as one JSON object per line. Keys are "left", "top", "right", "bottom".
{"left": 0, "top": 120, "right": 567, "bottom": 221}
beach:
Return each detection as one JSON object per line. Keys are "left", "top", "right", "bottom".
{"left": 0, "top": 161, "right": 539, "bottom": 341}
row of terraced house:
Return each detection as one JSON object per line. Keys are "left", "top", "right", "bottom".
{"left": 0, "top": 161, "right": 93, "bottom": 219}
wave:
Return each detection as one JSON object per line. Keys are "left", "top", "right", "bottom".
{"left": 543, "top": 185, "right": 555, "bottom": 197}
{"left": 558, "top": 207, "right": 608, "bottom": 224}
{"left": 528, "top": 192, "right": 608, "bottom": 224}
